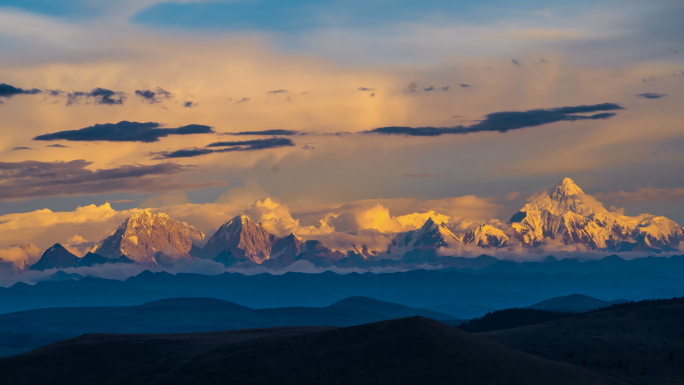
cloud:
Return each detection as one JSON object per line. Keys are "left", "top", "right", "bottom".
{"left": 67, "top": 88, "right": 126, "bottom": 106}
{"left": 424, "top": 86, "right": 434, "bottom": 91}
{"left": 267, "top": 89, "right": 288, "bottom": 94}
{"left": 0, "top": 244, "right": 41, "bottom": 270}
{"left": 458, "top": 84, "right": 470, "bottom": 88}
{"left": 152, "top": 137, "right": 296, "bottom": 159}
{"left": 637, "top": 92, "right": 667, "bottom": 99}
{"left": 405, "top": 81, "right": 418, "bottom": 93}
{"left": 207, "top": 137, "right": 295, "bottom": 149}
{"left": 595, "top": 186, "right": 684, "bottom": 204}
{"left": 0, "top": 160, "right": 226, "bottom": 200}
{"left": 357, "top": 87, "right": 374, "bottom": 91}
{"left": 244, "top": 198, "right": 329, "bottom": 237}
{"left": 10, "top": 147, "right": 32, "bottom": 151}
{"left": 0, "top": 83, "right": 41, "bottom": 99}
{"left": 46, "top": 144, "right": 68, "bottom": 148}
{"left": 363, "top": 103, "right": 624, "bottom": 137}
{"left": 236, "top": 97, "right": 250, "bottom": 104}
{"left": 511, "top": 59, "right": 520, "bottom": 66}
{"left": 183, "top": 101, "right": 198, "bottom": 108}
{"left": 135, "top": 87, "right": 173, "bottom": 104}
{"left": 222, "top": 129, "right": 301, "bottom": 136}
{"left": 402, "top": 174, "right": 442, "bottom": 178}
{"left": 33, "top": 121, "right": 214, "bottom": 142}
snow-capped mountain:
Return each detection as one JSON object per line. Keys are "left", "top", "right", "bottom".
{"left": 30, "top": 243, "right": 79, "bottom": 271}
{"left": 388, "top": 217, "right": 460, "bottom": 256}
{"left": 510, "top": 178, "right": 683, "bottom": 251}
{"left": 19, "top": 177, "right": 684, "bottom": 273}
{"left": 203, "top": 214, "right": 277, "bottom": 265}
{"left": 93, "top": 210, "right": 204, "bottom": 263}
{"left": 203, "top": 215, "right": 346, "bottom": 267}
{"left": 463, "top": 224, "right": 509, "bottom": 248}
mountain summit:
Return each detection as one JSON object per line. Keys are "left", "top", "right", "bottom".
{"left": 510, "top": 178, "right": 683, "bottom": 250}
{"left": 93, "top": 210, "right": 204, "bottom": 264}
{"left": 515, "top": 178, "right": 607, "bottom": 218}
{"left": 203, "top": 214, "right": 277, "bottom": 265}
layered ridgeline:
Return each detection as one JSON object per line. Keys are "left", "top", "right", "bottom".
{"left": 28, "top": 178, "right": 684, "bottom": 270}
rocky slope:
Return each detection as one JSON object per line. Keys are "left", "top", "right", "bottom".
{"left": 463, "top": 224, "right": 509, "bottom": 248}
{"left": 92, "top": 210, "right": 204, "bottom": 264}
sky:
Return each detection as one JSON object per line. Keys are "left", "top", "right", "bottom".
{"left": 0, "top": 0, "right": 683, "bottom": 260}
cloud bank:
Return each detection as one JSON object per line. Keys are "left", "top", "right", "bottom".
{"left": 0, "top": 160, "right": 226, "bottom": 200}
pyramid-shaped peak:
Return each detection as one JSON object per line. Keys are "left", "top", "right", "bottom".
{"left": 553, "top": 177, "right": 584, "bottom": 196}
{"left": 225, "top": 214, "right": 254, "bottom": 227}
{"left": 47, "top": 243, "right": 67, "bottom": 251}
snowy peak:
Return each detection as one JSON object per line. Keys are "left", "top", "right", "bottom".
{"left": 516, "top": 177, "right": 607, "bottom": 218}
{"left": 554, "top": 177, "right": 585, "bottom": 196}
{"left": 510, "top": 178, "right": 683, "bottom": 251}
{"left": 204, "top": 214, "right": 276, "bottom": 264}
{"left": 390, "top": 217, "right": 459, "bottom": 251}
{"left": 93, "top": 211, "right": 204, "bottom": 263}
{"left": 463, "top": 224, "right": 509, "bottom": 248}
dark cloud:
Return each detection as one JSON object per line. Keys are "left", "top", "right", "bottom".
{"left": 135, "top": 88, "right": 173, "bottom": 104}
{"left": 223, "top": 129, "right": 301, "bottom": 136}
{"left": 267, "top": 89, "right": 289, "bottom": 94}
{"left": 10, "top": 147, "right": 32, "bottom": 151}
{"left": 0, "top": 160, "right": 226, "bottom": 200}
{"left": 511, "top": 59, "right": 520, "bottom": 66}
{"left": 183, "top": 101, "right": 198, "bottom": 108}
{"left": 302, "top": 145, "right": 315, "bottom": 150}
{"left": 152, "top": 137, "right": 295, "bottom": 159}
{"left": 458, "top": 84, "right": 470, "bottom": 88}
{"left": 33, "top": 121, "right": 214, "bottom": 143}
{"left": 405, "top": 82, "right": 418, "bottom": 93}
{"left": 67, "top": 88, "right": 126, "bottom": 106}
{"left": 441, "top": 86, "right": 450, "bottom": 91}
{"left": 363, "top": 103, "right": 624, "bottom": 137}
{"left": 207, "top": 137, "right": 295, "bottom": 149}
{"left": 637, "top": 93, "right": 668, "bottom": 99}
{"left": 358, "top": 87, "right": 374, "bottom": 91}
{"left": 236, "top": 97, "right": 250, "bottom": 104}
{"left": 0, "top": 83, "right": 41, "bottom": 99}
{"left": 424, "top": 86, "right": 434, "bottom": 92}
{"left": 369, "top": 93, "right": 375, "bottom": 98}
{"left": 46, "top": 144, "right": 69, "bottom": 148}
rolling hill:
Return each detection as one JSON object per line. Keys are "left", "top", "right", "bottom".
{"left": 0, "top": 317, "right": 623, "bottom": 385}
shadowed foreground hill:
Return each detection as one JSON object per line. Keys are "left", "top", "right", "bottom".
{"left": 481, "top": 300, "right": 684, "bottom": 385}
{"left": 0, "top": 317, "right": 622, "bottom": 385}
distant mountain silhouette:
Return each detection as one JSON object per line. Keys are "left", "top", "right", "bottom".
{"left": 528, "top": 294, "right": 628, "bottom": 313}
{"left": 0, "top": 317, "right": 621, "bottom": 385}
{"left": 0, "top": 296, "right": 456, "bottom": 357}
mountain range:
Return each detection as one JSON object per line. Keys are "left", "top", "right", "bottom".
{"left": 25, "top": 178, "right": 684, "bottom": 271}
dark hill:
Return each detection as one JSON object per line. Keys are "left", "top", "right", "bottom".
{"left": 528, "top": 294, "right": 627, "bottom": 313}
{"left": 0, "top": 317, "right": 622, "bottom": 385}
{"left": 481, "top": 300, "right": 684, "bottom": 385}
{"left": 328, "top": 296, "right": 453, "bottom": 319}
